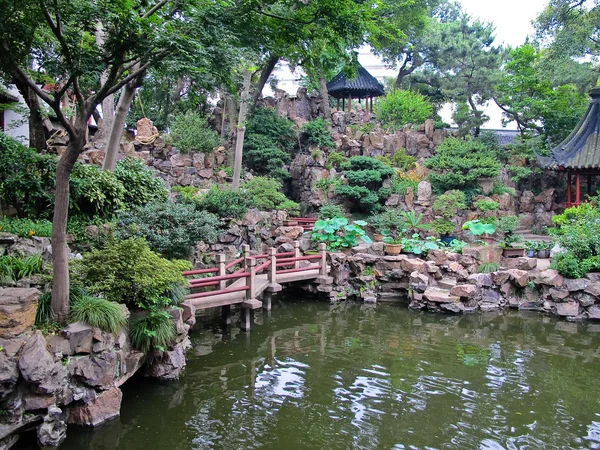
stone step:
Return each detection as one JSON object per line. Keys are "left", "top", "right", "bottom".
{"left": 437, "top": 278, "right": 457, "bottom": 290}
{"left": 423, "top": 287, "right": 460, "bottom": 303}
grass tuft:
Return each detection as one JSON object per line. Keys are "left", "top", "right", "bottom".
{"left": 130, "top": 309, "right": 176, "bottom": 353}
{"left": 70, "top": 296, "right": 127, "bottom": 333}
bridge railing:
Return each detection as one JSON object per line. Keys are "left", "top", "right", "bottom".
{"left": 183, "top": 241, "right": 327, "bottom": 301}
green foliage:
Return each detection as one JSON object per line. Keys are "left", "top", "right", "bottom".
{"left": 0, "top": 217, "right": 52, "bottom": 238}
{"left": 497, "top": 215, "right": 520, "bottom": 234}
{"left": 336, "top": 156, "right": 395, "bottom": 212}
{"left": 391, "top": 149, "right": 417, "bottom": 171}
{"left": 462, "top": 220, "right": 496, "bottom": 237}
{"left": 375, "top": 89, "right": 432, "bottom": 130}
{"left": 478, "top": 262, "right": 500, "bottom": 273}
{"left": 70, "top": 296, "right": 127, "bottom": 334}
{"left": 399, "top": 234, "right": 441, "bottom": 256}
{"left": 431, "top": 218, "right": 456, "bottom": 236}
{"left": 310, "top": 217, "right": 372, "bottom": 251}
{"left": 170, "top": 111, "right": 220, "bottom": 153}
{"left": 442, "top": 238, "right": 467, "bottom": 254}
{"left": 302, "top": 118, "right": 335, "bottom": 148}
{"left": 70, "top": 163, "right": 126, "bottom": 218}
{"left": 116, "top": 200, "right": 221, "bottom": 259}
{"left": 474, "top": 199, "right": 499, "bottom": 212}
{"left": 368, "top": 208, "right": 405, "bottom": 234}
{"left": 171, "top": 186, "right": 200, "bottom": 201}
{"left": 130, "top": 309, "right": 177, "bottom": 353}
{"left": 35, "top": 291, "right": 53, "bottom": 326}
{"left": 399, "top": 210, "right": 429, "bottom": 234}
{"left": 245, "top": 108, "right": 296, "bottom": 180}
{"left": 508, "top": 165, "right": 534, "bottom": 184}
{"left": 244, "top": 177, "right": 288, "bottom": 210}
{"left": 318, "top": 203, "right": 345, "bottom": 220}
{"left": 432, "top": 190, "right": 467, "bottom": 219}
{"left": 424, "top": 138, "right": 501, "bottom": 194}
{"left": 325, "top": 151, "right": 348, "bottom": 170}
{"left": 276, "top": 200, "right": 300, "bottom": 217}
{"left": 114, "top": 158, "right": 168, "bottom": 208}
{"left": 75, "top": 238, "right": 191, "bottom": 310}
{"left": 313, "top": 177, "right": 341, "bottom": 194}
{"left": 0, "top": 133, "right": 56, "bottom": 218}
{"left": 391, "top": 175, "right": 418, "bottom": 196}
{"left": 490, "top": 183, "right": 517, "bottom": 197}
{"left": 0, "top": 255, "right": 43, "bottom": 284}
{"left": 196, "top": 186, "right": 250, "bottom": 219}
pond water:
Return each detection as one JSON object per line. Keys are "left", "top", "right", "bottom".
{"left": 56, "top": 298, "right": 600, "bottom": 449}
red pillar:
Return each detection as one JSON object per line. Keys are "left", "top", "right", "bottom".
{"left": 567, "top": 172, "right": 572, "bottom": 206}
{"left": 576, "top": 173, "right": 581, "bottom": 205}
{"left": 348, "top": 96, "right": 352, "bottom": 112}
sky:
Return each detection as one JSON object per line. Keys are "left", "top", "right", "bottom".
{"left": 271, "top": 0, "right": 550, "bottom": 130}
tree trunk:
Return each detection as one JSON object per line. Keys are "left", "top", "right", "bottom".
{"left": 102, "top": 71, "right": 143, "bottom": 171}
{"left": 232, "top": 70, "right": 252, "bottom": 191}
{"left": 318, "top": 72, "right": 332, "bottom": 123}
{"left": 248, "top": 56, "right": 279, "bottom": 117}
{"left": 50, "top": 120, "right": 86, "bottom": 322}
{"left": 12, "top": 80, "right": 52, "bottom": 151}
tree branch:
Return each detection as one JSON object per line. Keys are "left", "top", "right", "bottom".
{"left": 103, "top": 58, "right": 159, "bottom": 97}
{"left": 142, "top": 0, "right": 170, "bottom": 18}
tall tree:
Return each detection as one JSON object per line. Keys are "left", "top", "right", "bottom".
{"left": 0, "top": 0, "right": 220, "bottom": 321}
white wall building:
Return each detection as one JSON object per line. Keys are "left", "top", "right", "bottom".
{"left": 0, "top": 85, "right": 29, "bottom": 145}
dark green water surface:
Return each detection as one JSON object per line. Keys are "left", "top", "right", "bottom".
{"left": 61, "top": 299, "right": 600, "bottom": 449}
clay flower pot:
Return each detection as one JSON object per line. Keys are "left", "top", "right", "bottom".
{"left": 374, "top": 234, "right": 385, "bottom": 242}
{"left": 384, "top": 243, "right": 402, "bottom": 256}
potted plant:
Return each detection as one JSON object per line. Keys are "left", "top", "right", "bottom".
{"left": 497, "top": 215, "right": 523, "bottom": 258}
{"left": 383, "top": 236, "right": 403, "bottom": 255}
{"left": 462, "top": 220, "right": 496, "bottom": 245}
{"left": 373, "top": 228, "right": 391, "bottom": 242}
{"left": 368, "top": 208, "right": 405, "bottom": 242}
{"left": 537, "top": 241, "right": 552, "bottom": 258}
{"left": 524, "top": 240, "right": 538, "bottom": 258}
{"left": 432, "top": 190, "right": 467, "bottom": 242}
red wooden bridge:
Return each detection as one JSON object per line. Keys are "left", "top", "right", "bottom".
{"left": 182, "top": 240, "right": 331, "bottom": 330}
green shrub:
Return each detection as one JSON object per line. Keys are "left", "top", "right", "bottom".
{"left": 0, "top": 255, "right": 43, "bottom": 284}
{"left": 391, "top": 175, "right": 418, "bottom": 195}
{"left": 0, "top": 217, "right": 52, "bottom": 238}
{"left": 478, "top": 262, "right": 500, "bottom": 273}
{"left": 375, "top": 89, "right": 433, "bottom": 131}
{"left": 35, "top": 291, "right": 53, "bottom": 326}
{"left": 70, "top": 163, "right": 126, "bottom": 218}
{"left": 474, "top": 199, "right": 499, "bottom": 212}
{"left": 424, "top": 138, "right": 502, "bottom": 194}
{"left": 318, "top": 203, "right": 345, "bottom": 220}
{"left": 172, "top": 185, "right": 200, "bottom": 201}
{"left": 313, "top": 177, "right": 341, "bottom": 194}
{"left": 196, "top": 185, "right": 250, "bottom": 219}
{"left": 391, "top": 149, "right": 417, "bottom": 171}
{"left": 243, "top": 134, "right": 291, "bottom": 180}
{"left": 433, "top": 190, "right": 467, "bottom": 219}
{"left": 170, "top": 110, "right": 220, "bottom": 153}
{"left": 368, "top": 208, "right": 405, "bottom": 234}
{"left": 0, "top": 132, "right": 56, "bottom": 219}
{"left": 302, "top": 118, "right": 335, "bottom": 148}
{"left": 116, "top": 200, "right": 221, "bottom": 259}
{"left": 336, "top": 157, "right": 395, "bottom": 212}
{"left": 325, "top": 151, "right": 348, "bottom": 170}
{"left": 114, "top": 157, "right": 168, "bottom": 208}
{"left": 70, "top": 296, "right": 127, "bottom": 333}
{"left": 247, "top": 107, "right": 296, "bottom": 151}
{"left": 130, "top": 309, "right": 177, "bottom": 353}
{"left": 244, "top": 177, "right": 288, "bottom": 210}
{"left": 276, "top": 200, "right": 300, "bottom": 217}
{"left": 74, "top": 238, "right": 191, "bottom": 309}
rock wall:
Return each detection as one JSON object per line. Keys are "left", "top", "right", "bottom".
{"left": 315, "top": 243, "right": 600, "bottom": 321}
{"left": 0, "top": 288, "right": 195, "bottom": 449}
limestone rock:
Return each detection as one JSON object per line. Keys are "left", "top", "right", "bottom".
{"left": 62, "top": 322, "right": 94, "bottom": 354}
{"left": 565, "top": 278, "right": 588, "bottom": 292}
{"left": 556, "top": 301, "right": 579, "bottom": 317}
{"left": 507, "top": 269, "right": 529, "bottom": 288}
{"left": 549, "top": 288, "right": 570, "bottom": 301}
{"left": 587, "top": 305, "right": 600, "bottom": 320}
{"left": 585, "top": 282, "right": 600, "bottom": 297}
{"left": 534, "top": 269, "right": 564, "bottom": 287}
{"left": 0, "top": 288, "right": 39, "bottom": 338}
{"left": 68, "top": 353, "right": 118, "bottom": 389}
{"left": 145, "top": 341, "right": 187, "bottom": 381}
{"left": 450, "top": 284, "right": 478, "bottom": 298}
{"left": 423, "top": 287, "right": 459, "bottom": 303}
{"left": 18, "top": 331, "right": 66, "bottom": 395}
{"left": 68, "top": 387, "right": 123, "bottom": 427}
{"left": 0, "top": 352, "right": 18, "bottom": 401}
{"left": 416, "top": 181, "right": 432, "bottom": 206}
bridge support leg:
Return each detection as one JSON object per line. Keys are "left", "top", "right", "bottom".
{"left": 222, "top": 305, "right": 232, "bottom": 326}
{"left": 263, "top": 292, "right": 272, "bottom": 311}
{"left": 240, "top": 308, "right": 251, "bottom": 331}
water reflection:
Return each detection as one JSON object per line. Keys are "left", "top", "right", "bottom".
{"left": 60, "top": 300, "right": 600, "bottom": 450}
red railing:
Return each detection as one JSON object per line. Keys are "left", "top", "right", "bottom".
{"left": 182, "top": 241, "right": 328, "bottom": 302}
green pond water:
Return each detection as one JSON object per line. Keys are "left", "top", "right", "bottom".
{"left": 53, "top": 299, "right": 600, "bottom": 449}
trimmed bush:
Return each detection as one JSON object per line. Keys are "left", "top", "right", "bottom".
{"left": 276, "top": 200, "right": 300, "bottom": 217}
{"left": 114, "top": 157, "right": 168, "bottom": 208}
{"left": 74, "top": 238, "right": 191, "bottom": 309}
{"left": 244, "top": 177, "right": 288, "bottom": 210}
{"left": 130, "top": 309, "right": 177, "bottom": 353}
{"left": 70, "top": 296, "right": 127, "bottom": 333}
{"left": 318, "top": 203, "right": 345, "bottom": 220}
{"left": 170, "top": 110, "right": 220, "bottom": 153}
{"left": 376, "top": 90, "right": 433, "bottom": 131}
{"left": 196, "top": 185, "right": 250, "bottom": 219}
{"left": 302, "top": 118, "right": 335, "bottom": 148}
{"left": 116, "top": 200, "right": 221, "bottom": 259}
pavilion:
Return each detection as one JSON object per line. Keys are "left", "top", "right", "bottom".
{"left": 537, "top": 87, "right": 600, "bottom": 207}
{"left": 326, "top": 63, "right": 385, "bottom": 114}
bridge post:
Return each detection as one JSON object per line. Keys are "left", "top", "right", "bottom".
{"left": 241, "top": 256, "right": 256, "bottom": 331}
{"left": 241, "top": 245, "right": 250, "bottom": 270}
{"left": 293, "top": 241, "right": 301, "bottom": 269}
{"left": 268, "top": 247, "right": 277, "bottom": 285}
{"left": 265, "top": 247, "right": 282, "bottom": 299}
{"left": 319, "top": 243, "right": 327, "bottom": 276}
{"left": 217, "top": 254, "right": 227, "bottom": 290}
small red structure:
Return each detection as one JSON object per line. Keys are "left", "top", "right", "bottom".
{"left": 537, "top": 87, "right": 600, "bottom": 207}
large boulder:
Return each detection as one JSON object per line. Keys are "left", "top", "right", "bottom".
{"left": 68, "top": 353, "right": 118, "bottom": 389}
{"left": 0, "top": 288, "right": 39, "bottom": 338}
{"left": 18, "top": 331, "right": 66, "bottom": 394}
{"left": 68, "top": 387, "right": 123, "bottom": 427}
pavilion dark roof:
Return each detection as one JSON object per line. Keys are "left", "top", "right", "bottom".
{"left": 538, "top": 87, "right": 600, "bottom": 170}
{"left": 326, "top": 64, "right": 385, "bottom": 99}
